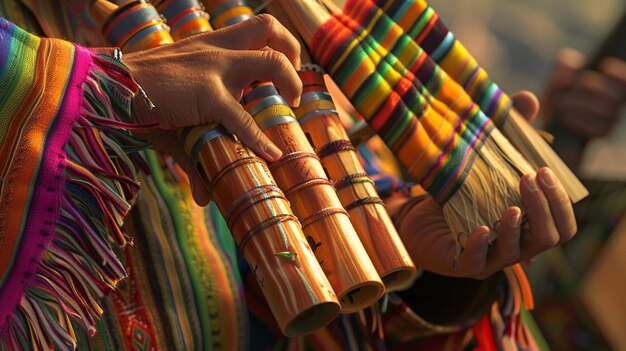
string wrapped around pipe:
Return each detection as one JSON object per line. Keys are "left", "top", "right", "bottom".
{"left": 204, "top": 0, "right": 386, "bottom": 313}
{"left": 295, "top": 66, "right": 417, "bottom": 292}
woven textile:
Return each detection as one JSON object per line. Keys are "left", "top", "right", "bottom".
{"left": 0, "top": 16, "right": 142, "bottom": 349}
{"left": 311, "top": 4, "right": 495, "bottom": 203}
{"left": 371, "top": 0, "right": 511, "bottom": 126}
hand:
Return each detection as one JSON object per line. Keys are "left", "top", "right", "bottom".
{"left": 392, "top": 92, "right": 577, "bottom": 279}
{"left": 540, "top": 48, "right": 626, "bottom": 140}
{"left": 123, "top": 14, "right": 303, "bottom": 205}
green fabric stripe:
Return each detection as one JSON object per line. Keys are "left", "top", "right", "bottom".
{"left": 144, "top": 150, "right": 205, "bottom": 349}
{"left": 407, "top": 6, "right": 434, "bottom": 39}
{"left": 0, "top": 25, "right": 39, "bottom": 144}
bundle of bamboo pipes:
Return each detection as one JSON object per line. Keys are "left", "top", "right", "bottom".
{"left": 92, "top": 0, "right": 340, "bottom": 337}
{"left": 265, "top": 2, "right": 417, "bottom": 292}
{"left": 204, "top": 0, "right": 390, "bottom": 313}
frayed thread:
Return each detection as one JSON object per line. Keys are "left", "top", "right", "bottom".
{"left": 1, "top": 53, "right": 145, "bottom": 350}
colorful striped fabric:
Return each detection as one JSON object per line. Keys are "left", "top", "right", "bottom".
{"left": 0, "top": 7, "right": 249, "bottom": 348}
{"left": 91, "top": 154, "right": 248, "bottom": 351}
{"left": 311, "top": 6, "right": 495, "bottom": 204}
{"left": 0, "top": 17, "right": 143, "bottom": 349}
{"left": 371, "top": 0, "right": 512, "bottom": 126}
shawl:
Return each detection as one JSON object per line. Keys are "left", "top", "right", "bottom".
{"left": 0, "top": 17, "right": 141, "bottom": 349}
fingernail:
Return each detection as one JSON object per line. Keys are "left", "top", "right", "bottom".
{"left": 292, "top": 96, "right": 301, "bottom": 108}
{"left": 539, "top": 168, "right": 558, "bottom": 188}
{"left": 264, "top": 143, "right": 283, "bottom": 161}
{"left": 483, "top": 230, "right": 495, "bottom": 246}
{"left": 477, "top": 226, "right": 490, "bottom": 241}
{"left": 524, "top": 174, "right": 539, "bottom": 192}
{"left": 482, "top": 232, "right": 490, "bottom": 241}
{"left": 509, "top": 210, "right": 521, "bottom": 229}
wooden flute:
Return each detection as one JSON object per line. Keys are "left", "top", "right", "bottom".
{"left": 92, "top": 0, "right": 340, "bottom": 336}
{"left": 203, "top": 0, "right": 386, "bottom": 313}
{"left": 265, "top": 2, "right": 417, "bottom": 292}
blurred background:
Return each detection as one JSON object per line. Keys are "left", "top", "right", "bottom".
{"left": 425, "top": 0, "right": 626, "bottom": 350}
{"left": 429, "top": 0, "right": 626, "bottom": 180}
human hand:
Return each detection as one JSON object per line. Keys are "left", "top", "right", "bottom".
{"left": 392, "top": 92, "right": 577, "bottom": 279}
{"left": 123, "top": 14, "right": 302, "bottom": 205}
{"left": 541, "top": 48, "right": 626, "bottom": 140}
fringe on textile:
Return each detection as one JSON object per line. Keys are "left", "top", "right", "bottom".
{"left": 0, "top": 53, "right": 146, "bottom": 350}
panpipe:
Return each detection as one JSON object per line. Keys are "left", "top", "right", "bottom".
{"left": 155, "top": 0, "right": 212, "bottom": 40}
{"left": 264, "top": 1, "right": 417, "bottom": 291}
{"left": 294, "top": 67, "right": 417, "bottom": 292}
{"left": 241, "top": 82, "right": 384, "bottom": 312}
{"left": 204, "top": 0, "right": 255, "bottom": 29}
{"left": 92, "top": 0, "right": 341, "bottom": 336}
{"left": 202, "top": 0, "right": 386, "bottom": 312}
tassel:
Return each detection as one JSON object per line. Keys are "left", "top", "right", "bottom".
{"left": 0, "top": 53, "right": 143, "bottom": 350}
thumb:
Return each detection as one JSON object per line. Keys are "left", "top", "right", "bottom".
{"left": 510, "top": 90, "right": 540, "bottom": 122}
{"left": 188, "top": 167, "right": 211, "bottom": 207}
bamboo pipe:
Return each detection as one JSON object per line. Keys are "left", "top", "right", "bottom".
{"left": 201, "top": 0, "right": 255, "bottom": 29}
{"left": 153, "top": 0, "right": 212, "bottom": 40}
{"left": 266, "top": 2, "right": 417, "bottom": 292}
{"left": 91, "top": 0, "right": 340, "bottom": 336}
{"left": 203, "top": 0, "right": 385, "bottom": 312}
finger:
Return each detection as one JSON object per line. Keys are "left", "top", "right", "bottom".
{"left": 540, "top": 48, "right": 584, "bottom": 117}
{"left": 559, "top": 110, "right": 611, "bottom": 139}
{"left": 210, "top": 14, "right": 301, "bottom": 69}
{"left": 188, "top": 165, "right": 211, "bottom": 206}
{"left": 217, "top": 98, "right": 283, "bottom": 162}
{"left": 553, "top": 48, "right": 585, "bottom": 85}
{"left": 572, "top": 70, "right": 625, "bottom": 103}
{"left": 510, "top": 91, "right": 540, "bottom": 122}
{"left": 228, "top": 50, "right": 302, "bottom": 106}
{"left": 488, "top": 207, "right": 522, "bottom": 268}
{"left": 558, "top": 90, "right": 622, "bottom": 121}
{"left": 458, "top": 226, "right": 490, "bottom": 276}
{"left": 520, "top": 173, "right": 560, "bottom": 255}
{"left": 536, "top": 167, "right": 577, "bottom": 244}
{"left": 599, "top": 57, "right": 626, "bottom": 94}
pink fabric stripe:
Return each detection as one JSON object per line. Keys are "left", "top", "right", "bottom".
{"left": 0, "top": 44, "right": 92, "bottom": 331}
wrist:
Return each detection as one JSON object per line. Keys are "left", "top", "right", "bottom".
{"left": 118, "top": 51, "right": 157, "bottom": 125}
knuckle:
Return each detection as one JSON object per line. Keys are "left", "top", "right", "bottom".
{"left": 551, "top": 189, "right": 570, "bottom": 205}
{"left": 256, "top": 14, "right": 277, "bottom": 33}
{"left": 263, "top": 50, "right": 290, "bottom": 71}
{"left": 537, "top": 234, "right": 559, "bottom": 248}
{"left": 460, "top": 262, "right": 483, "bottom": 277}
{"left": 473, "top": 272, "right": 489, "bottom": 280}
{"left": 236, "top": 115, "right": 255, "bottom": 133}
